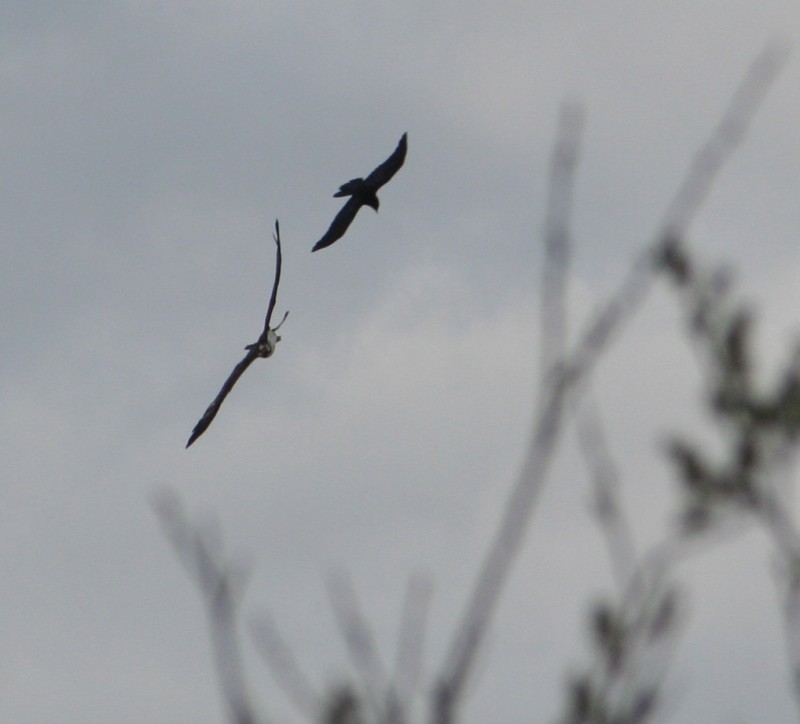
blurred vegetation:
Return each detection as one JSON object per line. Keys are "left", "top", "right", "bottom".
{"left": 158, "top": 44, "right": 799, "bottom": 723}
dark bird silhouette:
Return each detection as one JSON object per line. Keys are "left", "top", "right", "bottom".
{"left": 186, "top": 220, "right": 289, "bottom": 448}
{"left": 312, "top": 133, "right": 407, "bottom": 252}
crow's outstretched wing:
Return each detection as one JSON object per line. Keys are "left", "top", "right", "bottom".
{"left": 311, "top": 196, "right": 362, "bottom": 252}
{"left": 364, "top": 133, "right": 407, "bottom": 190}
{"left": 186, "top": 219, "right": 286, "bottom": 448}
{"left": 186, "top": 349, "right": 258, "bottom": 448}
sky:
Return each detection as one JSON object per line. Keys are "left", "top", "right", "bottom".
{"left": 3, "top": 2, "right": 800, "bottom": 722}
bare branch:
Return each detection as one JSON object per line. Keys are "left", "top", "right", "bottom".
{"left": 541, "top": 101, "right": 585, "bottom": 379}
{"left": 659, "top": 41, "right": 789, "bottom": 239}
{"left": 249, "top": 614, "right": 320, "bottom": 720}
{"left": 432, "top": 44, "right": 786, "bottom": 723}
{"left": 153, "top": 490, "right": 259, "bottom": 724}
{"left": 778, "top": 558, "right": 800, "bottom": 711}
{"left": 392, "top": 573, "right": 434, "bottom": 712}
{"left": 577, "top": 401, "right": 637, "bottom": 590}
{"left": 326, "top": 569, "right": 391, "bottom": 720}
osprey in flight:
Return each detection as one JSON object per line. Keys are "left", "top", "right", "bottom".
{"left": 312, "top": 133, "right": 407, "bottom": 252}
{"left": 186, "top": 220, "right": 288, "bottom": 448}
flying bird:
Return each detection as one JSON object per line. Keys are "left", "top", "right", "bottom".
{"left": 186, "top": 220, "right": 289, "bottom": 448}
{"left": 311, "top": 132, "right": 407, "bottom": 252}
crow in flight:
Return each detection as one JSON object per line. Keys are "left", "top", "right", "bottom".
{"left": 186, "top": 220, "right": 289, "bottom": 448}
{"left": 311, "top": 133, "right": 407, "bottom": 252}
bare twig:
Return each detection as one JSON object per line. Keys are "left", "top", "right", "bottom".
{"left": 562, "top": 542, "right": 685, "bottom": 724}
{"left": 326, "top": 569, "right": 391, "bottom": 720}
{"left": 392, "top": 574, "right": 434, "bottom": 713}
{"left": 778, "top": 556, "right": 800, "bottom": 711}
{"left": 748, "top": 478, "right": 800, "bottom": 712}
{"left": 250, "top": 614, "right": 320, "bottom": 721}
{"left": 432, "top": 44, "right": 787, "bottom": 724}
{"left": 569, "top": 402, "right": 689, "bottom": 723}
{"left": 153, "top": 491, "right": 259, "bottom": 724}
{"left": 577, "top": 402, "right": 637, "bottom": 590}
{"left": 659, "top": 41, "right": 789, "bottom": 240}
{"left": 541, "top": 101, "right": 585, "bottom": 380}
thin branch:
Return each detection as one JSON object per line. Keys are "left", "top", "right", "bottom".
{"left": 577, "top": 401, "right": 637, "bottom": 590}
{"left": 779, "top": 561, "right": 800, "bottom": 712}
{"left": 153, "top": 491, "right": 259, "bottom": 724}
{"left": 392, "top": 573, "right": 434, "bottom": 712}
{"left": 659, "top": 41, "right": 789, "bottom": 239}
{"left": 758, "top": 489, "right": 800, "bottom": 712}
{"left": 249, "top": 614, "right": 320, "bottom": 720}
{"left": 326, "top": 569, "right": 391, "bottom": 720}
{"left": 541, "top": 101, "right": 585, "bottom": 380}
{"left": 431, "top": 44, "right": 787, "bottom": 724}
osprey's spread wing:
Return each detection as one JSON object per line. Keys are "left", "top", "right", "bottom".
{"left": 259, "top": 220, "right": 283, "bottom": 343}
{"left": 186, "top": 221, "right": 286, "bottom": 448}
{"left": 185, "top": 349, "right": 259, "bottom": 448}
{"left": 311, "top": 196, "right": 362, "bottom": 252}
{"left": 364, "top": 133, "right": 407, "bottom": 190}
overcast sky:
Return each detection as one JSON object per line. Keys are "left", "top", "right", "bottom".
{"left": 3, "top": 2, "right": 800, "bottom": 722}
